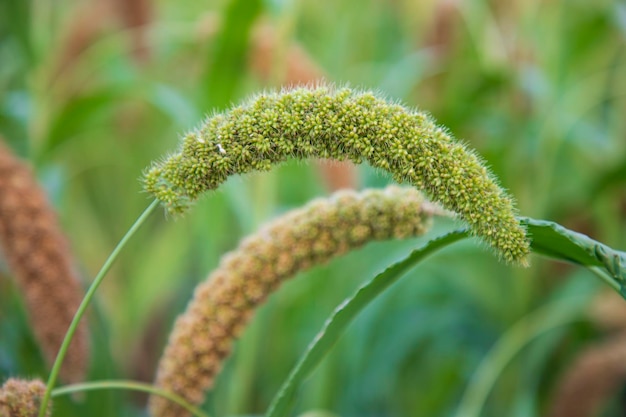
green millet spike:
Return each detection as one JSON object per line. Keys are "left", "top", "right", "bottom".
{"left": 143, "top": 85, "right": 530, "bottom": 265}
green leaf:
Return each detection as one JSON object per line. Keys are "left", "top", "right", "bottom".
{"left": 265, "top": 218, "right": 626, "bottom": 417}
{"left": 265, "top": 229, "right": 470, "bottom": 417}
{"left": 0, "top": 0, "right": 34, "bottom": 66}
{"left": 201, "top": 0, "right": 263, "bottom": 109}
{"left": 42, "top": 90, "right": 126, "bottom": 158}
{"left": 522, "top": 217, "right": 626, "bottom": 295}
{"left": 52, "top": 380, "right": 210, "bottom": 417}
{"left": 454, "top": 295, "right": 589, "bottom": 417}
{"left": 523, "top": 217, "right": 603, "bottom": 266}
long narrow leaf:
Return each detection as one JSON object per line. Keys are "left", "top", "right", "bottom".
{"left": 266, "top": 217, "right": 626, "bottom": 417}
{"left": 202, "top": 0, "right": 263, "bottom": 109}
{"left": 265, "top": 229, "right": 470, "bottom": 417}
{"left": 522, "top": 217, "right": 626, "bottom": 294}
{"left": 454, "top": 296, "right": 588, "bottom": 417}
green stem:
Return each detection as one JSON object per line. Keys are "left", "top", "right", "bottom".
{"left": 453, "top": 297, "right": 587, "bottom": 417}
{"left": 52, "top": 380, "right": 210, "bottom": 417}
{"left": 38, "top": 199, "right": 160, "bottom": 417}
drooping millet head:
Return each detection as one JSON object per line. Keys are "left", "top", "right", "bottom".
{"left": 143, "top": 85, "right": 530, "bottom": 265}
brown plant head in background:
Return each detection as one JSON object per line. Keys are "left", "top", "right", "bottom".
{"left": 422, "top": 0, "right": 460, "bottom": 57}
{"left": 0, "top": 142, "right": 89, "bottom": 383}
{"left": 51, "top": 0, "right": 114, "bottom": 85}
{"left": 547, "top": 333, "right": 626, "bottom": 417}
{"left": 250, "top": 21, "right": 325, "bottom": 86}
{"left": 0, "top": 378, "right": 51, "bottom": 417}
{"left": 588, "top": 290, "right": 626, "bottom": 333}
{"left": 149, "top": 186, "right": 444, "bottom": 417}
{"left": 52, "top": 0, "right": 153, "bottom": 87}
{"left": 110, "top": 0, "right": 153, "bottom": 63}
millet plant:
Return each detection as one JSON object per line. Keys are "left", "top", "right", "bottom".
{"left": 1, "top": 85, "right": 625, "bottom": 417}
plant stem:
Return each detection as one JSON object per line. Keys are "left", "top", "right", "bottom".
{"left": 52, "top": 380, "right": 210, "bottom": 417}
{"left": 453, "top": 297, "right": 587, "bottom": 417}
{"left": 38, "top": 199, "right": 160, "bottom": 417}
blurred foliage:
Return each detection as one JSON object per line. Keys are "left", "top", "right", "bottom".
{"left": 0, "top": 0, "right": 625, "bottom": 416}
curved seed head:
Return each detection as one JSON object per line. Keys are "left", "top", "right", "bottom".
{"left": 0, "top": 142, "right": 89, "bottom": 383}
{"left": 149, "top": 186, "right": 442, "bottom": 417}
{"left": 143, "top": 85, "right": 530, "bottom": 265}
{"left": 0, "top": 378, "right": 51, "bottom": 417}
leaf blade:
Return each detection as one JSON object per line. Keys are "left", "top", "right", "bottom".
{"left": 265, "top": 229, "right": 470, "bottom": 417}
{"left": 522, "top": 217, "right": 626, "bottom": 294}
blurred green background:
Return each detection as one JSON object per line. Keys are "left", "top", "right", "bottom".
{"left": 1, "top": 0, "right": 626, "bottom": 416}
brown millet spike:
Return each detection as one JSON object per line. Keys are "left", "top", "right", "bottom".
{"left": 149, "top": 186, "right": 443, "bottom": 417}
{"left": 0, "top": 378, "right": 51, "bottom": 417}
{"left": 588, "top": 291, "right": 626, "bottom": 332}
{"left": 0, "top": 142, "right": 89, "bottom": 383}
{"left": 547, "top": 333, "right": 626, "bottom": 417}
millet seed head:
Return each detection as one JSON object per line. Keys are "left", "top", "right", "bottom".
{"left": 0, "top": 142, "right": 89, "bottom": 383}
{"left": 149, "top": 186, "right": 442, "bottom": 417}
{"left": 0, "top": 378, "right": 51, "bottom": 417}
{"left": 143, "top": 85, "right": 530, "bottom": 265}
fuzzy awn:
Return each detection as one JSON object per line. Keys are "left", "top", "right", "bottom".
{"left": 143, "top": 85, "right": 529, "bottom": 265}
{"left": 149, "top": 186, "right": 442, "bottom": 417}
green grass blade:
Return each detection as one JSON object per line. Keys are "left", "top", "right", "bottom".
{"left": 38, "top": 200, "right": 160, "bottom": 417}
{"left": 265, "top": 229, "right": 470, "bottom": 417}
{"left": 52, "top": 380, "right": 210, "bottom": 417}
{"left": 522, "top": 217, "right": 626, "bottom": 294}
{"left": 201, "top": 0, "right": 263, "bottom": 109}
{"left": 454, "top": 296, "right": 588, "bottom": 417}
